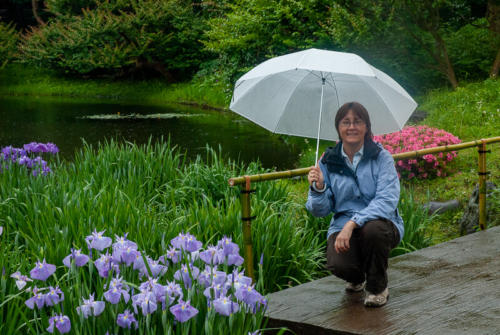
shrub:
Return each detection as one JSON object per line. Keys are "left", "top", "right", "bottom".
{"left": 20, "top": 0, "right": 206, "bottom": 78}
{"left": 374, "top": 126, "right": 461, "bottom": 179}
{"left": 0, "top": 22, "right": 18, "bottom": 68}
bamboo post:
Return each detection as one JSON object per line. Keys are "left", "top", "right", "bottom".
{"left": 241, "top": 176, "right": 255, "bottom": 282}
{"left": 478, "top": 140, "right": 488, "bottom": 230}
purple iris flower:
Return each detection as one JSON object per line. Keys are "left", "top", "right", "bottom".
{"left": 104, "top": 277, "right": 130, "bottom": 304}
{"left": 235, "top": 284, "right": 264, "bottom": 310}
{"left": 46, "top": 143, "right": 59, "bottom": 154}
{"left": 47, "top": 314, "right": 71, "bottom": 334}
{"left": 62, "top": 248, "right": 89, "bottom": 268}
{"left": 1, "top": 146, "right": 13, "bottom": 160}
{"left": 165, "top": 281, "right": 183, "bottom": 300}
{"left": 112, "top": 245, "right": 139, "bottom": 266}
{"left": 166, "top": 247, "right": 181, "bottom": 264}
{"left": 117, "top": 310, "right": 138, "bottom": 329}
{"left": 132, "top": 290, "right": 157, "bottom": 315}
{"left": 227, "top": 254, "right": 244, "bottom": 266}
{"left": 199, "top": 246, "right": 223, "bottom": 265}
{"left": 139, "top": 277, "right": 166, "bottom": 302}
{"left": 94, "top": 252, "right": 118, "bottom": 278}
{"left": 30, "top": 259, "right": 56, "bottom": 281}
{"left": 217, "top": 236, "right": 240, "bottom": 256}
{"left": 170, "top": 233, "right": 187, "bottom": 250}
{"left": 174, "top": 264, "right": 199, "bottom": 288}
{"left": 133, "top": 252, "right": 146, "bottom": 272}
{"left": 169, "top": 299, "right": 198, "bottom": 323}
{"left": 10, "top": 271, "right": 33, "bottom": 290}
{"left": 227, "top": 269, "right": 252, "bottom": 289}
{"left": 76, "top": 294, "right": 105, "bottom": 318}
{"left": 113, "top": 233, "right": 137, "bottom": 250}
{"left": 213, "top": 295, "right": 240, "bottom": 316}
{"left": 148, "top": 258, "right": 167, "bottom": 278}
{"left": 203, "top": 283, "right": 227, "bottom": 300}
{"left": 86, "top": 230, "right": 112, "bottom": 251}
{"left": 25, "top": 286, "right": 46, "bottom": 309}
{"left": 45, "top": 286, "right": 64, "bottom": 306}
{"left": 185, "top": 233, "right": 202, "bottom": 252}
{"left": 18, "top": 156, "right": 31, "bottom": 166}
{"left": 197, "top": 266, "right": 213, "bottom": 287}
{"left": 170, "top": 233, "right": 202, "bottom": 252}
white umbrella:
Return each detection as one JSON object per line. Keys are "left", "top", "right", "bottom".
{"left": 229, "top": 48, "right": 417, "bottom": 164}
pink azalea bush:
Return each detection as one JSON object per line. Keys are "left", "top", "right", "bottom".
{"left": 374, "top": 126, "right": 461, "bottom": 179}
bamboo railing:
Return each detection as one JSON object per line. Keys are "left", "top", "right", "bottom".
{"left": 229, "top": 136, "right": 500, "bottom": 281}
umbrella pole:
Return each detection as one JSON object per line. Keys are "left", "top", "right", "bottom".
{"left": 314, "top": 77, "right": 326, "bottom": 166}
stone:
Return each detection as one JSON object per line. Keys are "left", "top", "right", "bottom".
{"left": 408, "top": 109, "right": 428, "bottom": 123}
{"left": 459, "top": 181, "right": 498, "bottom": 235}
{"left": 423, "top": 199, "right": 460, "bottom": 215}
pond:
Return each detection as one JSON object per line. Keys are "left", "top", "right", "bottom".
{"left": 0, "top": 96, "right": 306, "bottom": 170}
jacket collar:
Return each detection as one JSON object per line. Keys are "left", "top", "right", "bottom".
{"left": 321, "top": 138, "right": 381, "bottom": 176}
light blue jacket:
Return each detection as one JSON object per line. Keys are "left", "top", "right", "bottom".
{"left": 306, "top": 139, "right": 404, "bottom": 242}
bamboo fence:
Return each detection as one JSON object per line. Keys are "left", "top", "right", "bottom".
{"left": 229, "top": 136, "right": 500, "bottom": 281}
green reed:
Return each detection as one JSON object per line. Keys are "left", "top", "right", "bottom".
{"left": 0, "top": 139, "right": 325, "bottom": 334}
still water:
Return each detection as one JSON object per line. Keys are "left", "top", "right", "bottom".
{"left": 0, "top": 96, "right": 306, "bottom": 170}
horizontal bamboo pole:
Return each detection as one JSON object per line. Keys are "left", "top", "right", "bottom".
{"left": 228, "top": 136, "right": 500, "bottom": 186}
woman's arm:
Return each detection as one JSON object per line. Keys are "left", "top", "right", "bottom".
{"left": 305, "top": 162, "right": 335, "bottom": 217}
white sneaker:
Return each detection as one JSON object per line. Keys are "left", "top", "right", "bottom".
{"left": 364, "top": 287, "right": 389, "bottom": 307}
{"left": 345, "top": 281, "right": 366, "bottom": 292}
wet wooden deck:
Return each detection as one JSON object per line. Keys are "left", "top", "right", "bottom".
{"left": 265, "top": 226, "right": 500, "bottom": 335}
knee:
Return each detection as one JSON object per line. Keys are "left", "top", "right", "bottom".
{"left": 360, "top": 220, "right": 392, "bottom": 246}
{"left": 326, "top": 256, "right": 361, "bottom": 278}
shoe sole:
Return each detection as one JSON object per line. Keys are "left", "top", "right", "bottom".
{"left": 364, "top": 294, "right": 389, "bottom": 307}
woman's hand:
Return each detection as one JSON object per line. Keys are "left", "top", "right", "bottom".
{"left": 335, "top": 220, "right": 357, "bottom": 253}
{"left": 308, "top": 166, "right": 324, "bottom": 189}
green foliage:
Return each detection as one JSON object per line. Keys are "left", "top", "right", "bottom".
{"left": 45, "top": 0, "right": 97, "bottom": 15}
{"left": 0, "top": 22, "right": 19, "bottom": 68}
{"left": 203, "top": 0, "right": 333, "bottom": 83}
{"left": 391, "top": 186, "right": 434, "bottom": 256}
{"left": 446, "top": 18, "right": 498, "bottom": 80}
{"left": 20, "top": 0, "right": 206, "bottom": 77}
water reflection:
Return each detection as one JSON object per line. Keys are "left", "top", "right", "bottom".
{"left": 0, "top": 96, "right": 305, "bottom": 170}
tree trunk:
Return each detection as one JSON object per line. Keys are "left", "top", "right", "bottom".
{"left": 491, "top": 48, "right": 500, "bottom": 78}
{"left": 487, "top": 0, "right": 500, "bottom": 78}
{"left": 32, "top": 0, "right": 45, "bottom": 25}
{"left": 431, "top": 30, "right": 458, "bottom": 89}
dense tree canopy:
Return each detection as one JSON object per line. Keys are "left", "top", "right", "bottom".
{"left": 0, "top": 0, "right": 498, "bottom": 91}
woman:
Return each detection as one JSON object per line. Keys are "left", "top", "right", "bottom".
{"left": 306, "top": 101, "right": 403, "bottom": 307}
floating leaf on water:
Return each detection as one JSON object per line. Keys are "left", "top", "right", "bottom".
{"left": 79, "top": 113, "right": 205, "bottom": 120}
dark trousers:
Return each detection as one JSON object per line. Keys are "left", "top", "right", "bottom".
{"left": 326, "top": 219, "right": 400, "bottom": 294}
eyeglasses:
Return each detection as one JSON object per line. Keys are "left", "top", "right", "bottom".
{"left": 339, "top": 119, "right": 365, "bottom": 128}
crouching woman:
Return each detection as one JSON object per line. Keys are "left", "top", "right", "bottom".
{"left": 306, "top": 102, "right": 404, "bottom": 307}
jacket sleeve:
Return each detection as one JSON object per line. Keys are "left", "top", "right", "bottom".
{"left": 305, "top": 162, "right": 334, "bottom": 217}
{"left": 350, "top": 150, "right": 400, "bottom": 226}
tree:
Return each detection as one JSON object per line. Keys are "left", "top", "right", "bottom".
{"left": 396, "top": 0, "right": 459, "bottom": 89}
{"left": 487, "top": 0, "right": 500, "bottom": 78}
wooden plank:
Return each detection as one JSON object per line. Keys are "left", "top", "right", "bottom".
{"left": 266, "top": 226, "right": 500, "bottom": 335}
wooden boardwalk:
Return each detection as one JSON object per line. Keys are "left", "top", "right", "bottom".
{"left": 265, "top": 226, "right": 500, "bottom": 335}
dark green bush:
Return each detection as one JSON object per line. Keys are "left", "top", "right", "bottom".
{"left": 0, "top": 22, "right": 18, "bottom": 68}
{"left": 20, "top": 0, "right": 206, "bottom": 78}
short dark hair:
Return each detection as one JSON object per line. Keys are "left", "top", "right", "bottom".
{"left": 334, "top": 102, "right": 373, "bottom": 142}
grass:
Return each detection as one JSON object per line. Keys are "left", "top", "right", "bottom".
{"left": 0, "top": 64, "right": 230, "bottom": 110}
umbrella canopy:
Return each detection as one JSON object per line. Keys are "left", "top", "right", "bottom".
{"left": 230, "top": 48, "right": 417, "bottom": 144}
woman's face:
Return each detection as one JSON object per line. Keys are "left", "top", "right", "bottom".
{"left": 338, "top": 110, "right": 367, "bottom": 146}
